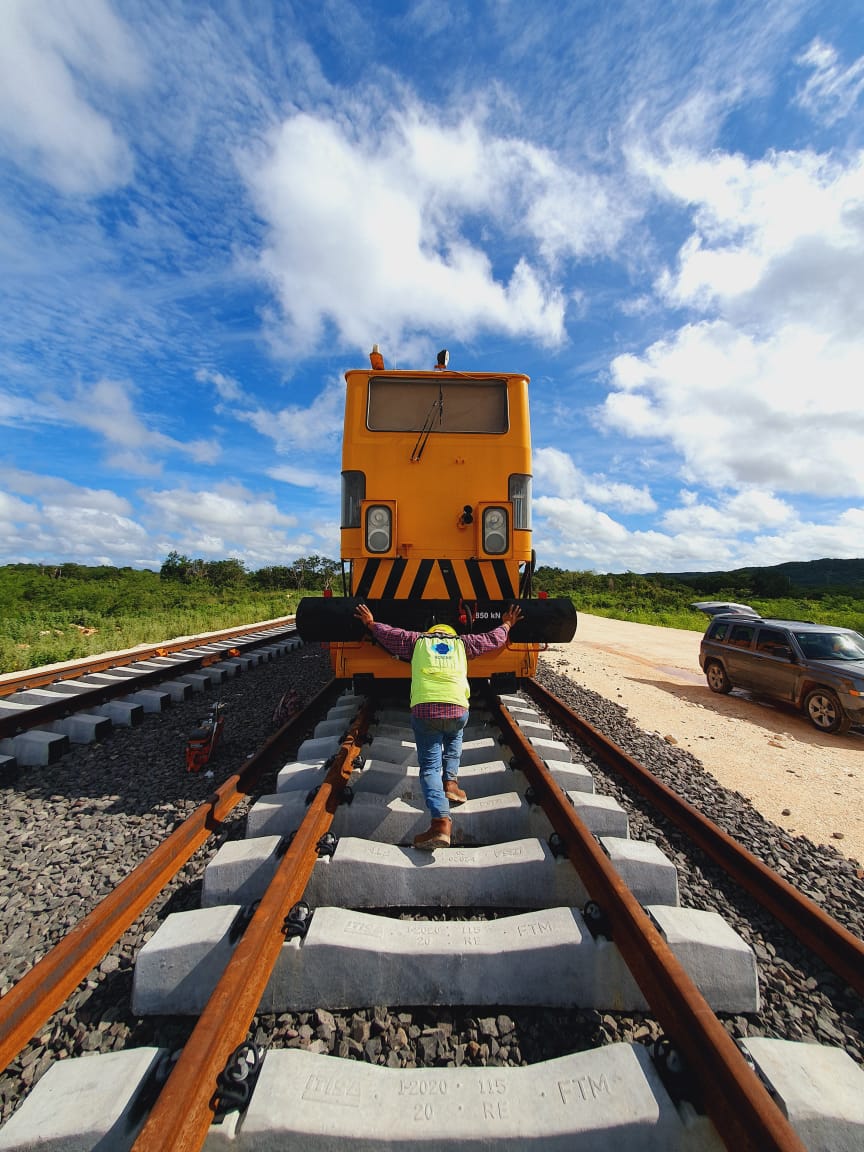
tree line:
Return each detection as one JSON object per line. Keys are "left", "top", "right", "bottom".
{"left": 158, "top": 552, "right": 339, "bottom": 591}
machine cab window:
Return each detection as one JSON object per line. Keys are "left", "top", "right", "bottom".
{"left": 367, "top": 377, "right": 509, "bottom": 433}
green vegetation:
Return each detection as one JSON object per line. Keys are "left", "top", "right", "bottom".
{"left": 3, "top": 555, "right": 863, "bottom": 673}
{"left": 0, "top": 556, "right": 339, "bottom": 673}
{"left": 533, "top": 566, "right": 864, "bottom": 634}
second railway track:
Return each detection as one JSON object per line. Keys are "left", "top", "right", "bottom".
{"left": 0, "top": 617, "right": 301, "bottom": 761}
{"left": 0, "top": 637, "right": 862, "bottom": 1149}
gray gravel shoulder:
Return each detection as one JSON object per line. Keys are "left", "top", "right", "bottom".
{"left": 1, "top": 640, "right": 862, "bottom": 1129}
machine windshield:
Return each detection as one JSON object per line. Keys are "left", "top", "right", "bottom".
{"left": 367, "top": 377, "right": 508, "bottom": 433}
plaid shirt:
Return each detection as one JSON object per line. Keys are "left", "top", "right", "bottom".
{"left": 368, "top": 621, "right": 510, "bottom": 718}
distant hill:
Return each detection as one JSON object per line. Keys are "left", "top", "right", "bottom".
{"left": 650, "top": 558, "right": 864, "bottom": 596}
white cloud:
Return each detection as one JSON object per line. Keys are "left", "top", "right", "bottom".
{"left": 0, "top": 387, "right": 335, "bottom": 573}
{"left": 139, "top": 483, "right": 323, "bottom": 569}
{"left": 0, "top": 0, "right": 143, "bottom": 194}
{"left": 744, "top": 507, "right": 864, "bottom": 566}
{"left": 534, "top": 494, "right": 731, "bottom": 572}
{"left": 645, "top": 147, "right": 864, "bottom": 334}
{"left": 660, "top": 489, "right": 794, "bottom": 535}
{"left": 0, "top": 467, "right": 132, "bottom": 514}
{"left": 0, "top": 488, "right": 35, "bottom": 523}
{"left": 403, "top": 0, "right": 460, "bottom": 38}
{"left": 238, "top": 378, "right": 345, "bottom": 453}
{"left": 604, "top": 320, "right": 864, "bottom": 495}
{"left": 38, "top": 504, "right": 151, "bottom": 559}
{"left": 41, "top": 378, "right": 221, "bottom": 475}
{"left": 534, "top": 491, "right": 864, "bottom": 574}
{"left": 0, "top": 472, "right": 151, "bottom": 566}
{"left": 267, "top": 465, "right": 340, "bottom": 495}
{"left": 0, "top": 387, "right": 57, "bottom": 427}
{"left": 795, "top": 39, "right": 864, "bottom": 125}
{"left": 195, "top": 368, "right": 247, "bottom": 404}
{"left": 145, "top": 483, "right": 296, "bottom": 535}
{"left": 534, "top": 446, "right": 656, "bottom": 512}
{"left": 240, "top": 107, "right": 637, "bottom": 357}
{"left": 604, "top": 142, "right": 864, "bottom": 500}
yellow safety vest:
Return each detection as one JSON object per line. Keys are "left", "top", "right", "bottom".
{"left": 410, "top": 632, "right": 469, "bottom": 708}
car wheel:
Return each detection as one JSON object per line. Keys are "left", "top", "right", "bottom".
{"left": 705, "top": 661, "right": 732, "bottom": 694}
{"left": 803, "top": 688, "right": 852, "bottom": 735}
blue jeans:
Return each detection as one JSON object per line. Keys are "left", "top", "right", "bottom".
{"left": 411, "top": 711, "right": 469, "bottom": 819}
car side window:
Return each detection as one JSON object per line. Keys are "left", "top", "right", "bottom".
{"left": 709, "top": 621, "right": 730, "bottom": 641}
{"left": 755, "top": 627, "right": 790, "bottom": 656}
{"left": 729, "top": 624, "right": 755, "bottom": 648}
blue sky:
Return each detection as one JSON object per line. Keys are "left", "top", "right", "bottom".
{"left": 2, "top": 0, "right": 863, "bottom": 575}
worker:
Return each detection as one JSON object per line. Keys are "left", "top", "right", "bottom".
{"left": 354, "top": 602, "right": 523, "bottom": 849}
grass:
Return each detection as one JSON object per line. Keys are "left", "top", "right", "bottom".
{"left": 1, "top": 592, "right": 303, "bottom": 673}
{"left": 4, "top": 560, "right": 864, "bottom": 674}
{"left": 574, "top": 599, "right": 864, "bottom": 633}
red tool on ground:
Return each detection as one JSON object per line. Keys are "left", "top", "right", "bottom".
{"left": 272, "top": 689, "right": 302, "bottom": 727}
{"left": 185, "top": 701, "right": 225, "bottom": 772}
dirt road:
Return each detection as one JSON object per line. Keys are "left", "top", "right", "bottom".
{"left": 544, "top": 613, "right": 864, "bottom": 866}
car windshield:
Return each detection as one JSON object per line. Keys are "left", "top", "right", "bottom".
{"left": 793, "top": 631, "right": 864, "bottom": 661}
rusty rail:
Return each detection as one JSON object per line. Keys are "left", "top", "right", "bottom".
{"left": 132, "top": 708, "right": 370, "bottom": 1152}
{"left": 526, "top": 677, "right": 864, "bottom": 997}
{"left": 0, "top": 617, "right": 296, "bottom": 697}
{"left": 0, "top": 622, "right": 298, "bottom": 740}
{"left": 493, "top": 695, "right": 808, "bottom": 1152}
{"left": 0, "top": 679, "right": 339, "bottom": 1076}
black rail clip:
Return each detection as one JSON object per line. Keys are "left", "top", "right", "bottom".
{"left": 317, "top": 832, "right": 338, "bottom": 857}
{"left": 283, "top": 900, "right": 313, "bottom": 939}
{"left": 214, "top": 1043, "right": 265, "bottom": 1119}
{"left": 229, "top": 901, "right": 260, "bottom": 943}
{"left": 736, "top": 1039, "right": 778, "bottom": 1100}
{"left": 650, "top": 1037, "right": 698, "bottom": 1107}
{"left": 126, "top": 1049, "right": 180, "bottom": 1129}
{"left": 304, "top": 785, "right": 320, "bottom": 806}
{"left": 548, "top": 833, "right": 568, "bottom": 858}
{"left": 340, "top": 784, "right": 355, "bottom": 806}
{"left": 524, "top": 786, "right": 538, "bottom": 807}
{"left": 582, "top": 900, "right": 612, "bottom": 939}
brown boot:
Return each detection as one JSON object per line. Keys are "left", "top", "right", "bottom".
{"left": 444, "top": 779, "right": 467, "bottom": 805}
{"left": 413, "top": 817, "right": 452, "bottom": 850}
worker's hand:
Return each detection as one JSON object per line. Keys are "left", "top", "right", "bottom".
{"left": 355, "top": 603, "right": 374, "bottom": 628}
{"left": 502, "top": 604, "right": 523, "bottom": 629}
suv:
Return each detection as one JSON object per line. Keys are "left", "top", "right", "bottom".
{"left": 698, "top": 612, "right": 864, "bottom": 734}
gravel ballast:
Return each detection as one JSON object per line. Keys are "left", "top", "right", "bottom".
{"left": 1, "top": 645, "right": 862, "bottom": 1127}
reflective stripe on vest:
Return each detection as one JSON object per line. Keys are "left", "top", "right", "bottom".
{"left": 410, "top": 633, "right": 469, "bottom": 707}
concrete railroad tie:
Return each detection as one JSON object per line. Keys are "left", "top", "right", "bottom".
{"left": 131, "top": 901, "right": 760, "bottom": 1017}
{"left": 4, "top": 689, "right": 862, "bottom": 1150}
{"left": 1, "top": 1040, "right": 862, "bottom": 1150}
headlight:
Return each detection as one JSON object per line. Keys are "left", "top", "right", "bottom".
{"left": 365, "top": 505, "right": 392, "bottom": 553}
{"left": 482, "top": 506, "right": 508, "bottom": 554}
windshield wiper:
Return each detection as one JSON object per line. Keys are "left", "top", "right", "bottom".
{"left": 410, "top": 382, "right": 444, "bottom": 461}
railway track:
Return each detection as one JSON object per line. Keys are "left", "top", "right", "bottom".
{"left": 0, "top": 618, "right": 300, "bottom": 767}
{"left": 0, "top": 648, "right": 862, "bottom": 1150}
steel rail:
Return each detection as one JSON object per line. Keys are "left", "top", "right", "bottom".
{"left": 526, "top": 677, "right": 864, "bottom": 997}
{"left": 0, "top": 616, "right": 297, "bottom": 697}
{"left": 0, "top": 679, "right": 340, "bottom": 1076}
{"left": 0, "top": 622, "right": 298, "bottom": 740}
{"left": 492, "top": 695, "right": 808, "bottom": 1152}
{"left": 1, "top": 663, "right": 190, "bottom": 740}
{"left": 131, "top": 708, "right": 370, "bottom": 1152}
